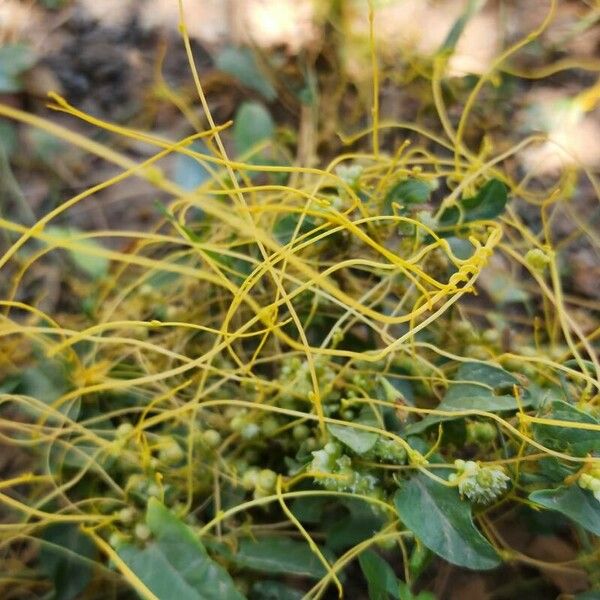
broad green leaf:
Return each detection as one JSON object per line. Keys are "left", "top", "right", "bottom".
{"left": 478, "top": 262, "right": 530, "bottom": 305}
{"left": 233, "top": 537, "right": 326, "bottom": 579}
{"left": 384, "top": 179, "right": 431, "bottom": 214}
{"left": 446, "top": 237, "right": 475, "bottom": 260}
{"left": 250, "top": 581, "right": 303, "bottom": 600}
{"left": 358, "top": 550, "right": 398, "bottom": 599}
{"left": 233, "top": 101, "right": 275, "bottom": 156}
{"left": 328, "top": 424, "right": 378, "bottom": 455}
{"left": 532, "top": 400, "right": 599, "bottom": 456}
{"left": 40, "top": 0, "right": 68, "bottom": 7}
{"left": 574, "top": 592, "right": 600, "bottom": 600}
{"left": 440, "top": 0, "right": 484, "bottom": 52}
{"left": 446, "top": 362, "right": 519, "bottom": 393}
{"left": 325, "top": 498, "right": 385, "bottom": 552}
{"left": 215, "top": 47, "right": 276, "bottom": 101}
{"left": 45, "top": 227, "right": 109, "bottom": 280}
{"left": 173, "top": 142, "right": 210, "bottom": 191}
{"left": 0, "top": 374, "right": 20, "bottom": 394}
{"left": 0, "top": 43, "right": 36, "bottom": 92}
{"left": 328, "top": 407, "right": 380, "bottom": 455}
{"left": 39, "top": 524, "right": 96, "bottom": 600}
{"left": 398, "top": 582, "right": 437, "bottom": 600}
{"left": 406, "top": 362, "right": 527, "bottom": 434}
{"left": 0, "top": 120, "right": 17, "bottom": 156}
{"left": 394, "top": 474, "right": 500, "bottom": 570}
{"left": 529, "top": 486, "right": 600, "bottom": 536}
{"left": 564, "top": 359, "right": 597, "bottom": 373}
{"left": 439, "top": 179, "right": 508, "bottom": 227}
{"left": 291, "top": 497, "right": 326, "bottom": 524}
{"left": 17, "top": 357, "right": 77, "bottom": 420}
{"left": 116, "top": 499, "right": 245, "bottom": 600}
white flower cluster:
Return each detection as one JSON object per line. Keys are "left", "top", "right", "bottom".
{"left": 311, "top": 442, "right": 378, "bottom": 495}
{"left": 578, "top": 468, "right": 600, "bottom": 503}
{"left": 449, "top": 459, "right": 510, "bottom": 504}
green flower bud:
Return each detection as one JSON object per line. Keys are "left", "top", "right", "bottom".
{"left": 481, "top": 329, "right": 500, "bottom": 345}
{"left": 116, "top": 422, "right": 134, "bottom": 438}
{"left": 525, "top": 248, "right": 551, "bottom": 272}
{"left": 578, "top": 472, "right": 600, "bottom": 502}
{"left": 292, "top": 424, "right": 310, "bottom": 441}
{"left": 257, "top": 469, "right": 277, "bottom": 492}
{"left": 158, "top": 439, "right": 184, "bottom": 464}
{"left": 340, "top": 409, "right": 355, "bottom": 421}
{"left": 466, "top": 421, "right": 497, "bottom": 445}
{"left": 230, "top": 414, "right": 246, "bottom": 432}
{"left": 261, "top": 416, "right": 279, "bottom": 436}
{"left": 134, "top": 523, "right": 151, "bottom": 542}
{"left": 366, "top": 438, "right": 406, "bottom": 464}
{"left": 305, "top": 437, "right": 318, "bottom": 451}
{"left": 146, "top": 483, "right": 161, "bottom": 498}
{"left": 202, "top": 429, "right": 221, "bottom": 449}
{"left": 453, "top": 320, "right": 475, "bottom": 340}
{"left": 241, "top": 423, "right": 260, "bottom": 440}
{"left": 242, "top": 467, "right": 259, "bottom": 490}
{"left": 117, "top": 507, "right": 137, "bottom": 525}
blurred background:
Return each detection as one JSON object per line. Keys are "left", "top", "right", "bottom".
{"left": 0, "top": 0, "right": 599, "bottom": 305}
{"left": 0, "top": 4, "right": 599, "bottom": 597}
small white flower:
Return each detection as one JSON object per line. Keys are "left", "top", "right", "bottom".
{"left": 449, "top": 460, "right": 510, "bottom": 504}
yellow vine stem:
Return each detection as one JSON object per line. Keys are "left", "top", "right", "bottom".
{"left": 177, "top": 0, "right": 326, "bottom": 435}
{"left": 276, "top": 475, "right": 343, "bottom": 598}
{"left": 368, "top": 0, "right": 380, "bottom": 158}
{"left": 83, "top": 528, "right": 159, "bottom": 600}
{"left": 454, "top": 0, "right": 558, "bottom": 172}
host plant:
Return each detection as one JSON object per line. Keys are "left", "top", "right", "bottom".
{"left": 0, "top": 0, "right": 598, "bottom": 598}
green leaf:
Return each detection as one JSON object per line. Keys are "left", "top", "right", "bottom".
{"left": 0, "top": 43, "right": 36, "bottom": 92}
{"left": 406, "top": 362, "right": 527, "bottom": 434}
{"left": 233, "top": 537, "right": 326, "bottom": 579}
{"left": 45, "top": 227, "right": 109, "bottom": 280}
{"left": 394, "top": 474, "right": 500, "bottom": 570}
{"left": 173, "top": 142, "right": 210, "bottom": 191}
{"left": 39, "top": 524, "right": 96, "bottom": 600}
{"left": 328, "top": 424, "right": 378, "bottom": 455}
{"left": 439, "top": 179, "right": 508, "bottom": 227}
{"left": 328, "top": 407, "right": 380, "bottom": 455}
{"left": 250, "top": 581, "right": 303, "bottom": 600}
{"left": 215, "top": 47, "right": 276, "bottom": 101}
{"left": 116, "top": 499, "right": 245, "bottom": 600}
{"left": 574, "top": 592, "right": 600, "bottom": 600}
{"left": 398, "top": 582, "right": 437, "bottom": 600}
{"left": 233, "top": 101, "right": 275, "bottom": 156}
{"left": 384, "top": 179, "right": 431, "bottom": 214}
{"left": 478, "top": 265, "right": 530, "bottom": 305}
{"left": 39, "top": 0, "right": 68, "bottom": 8}
{"left": 17, "top": 357, "right": 76, "bottom": 420}
{"left": 291, "top": 497, "right": 326, "bottom": 524}
{"left": 0, "top": 374, "right": 20, "bottom": 394}
{"left": 358, "top": 550, "right": 399, "bottom": 599}
{"left": 0, "top": 119, "right": 17, "bottom": 156}
{"left": 440, "top": 0, "right": 484, "bottom": 52}
{"left": 325, "top": 498, "right": 385, "bottom": 551}
{"left": 529, "top": 486, "right": 600, "bottom": 536}
{"left": 447, "top": 362, "right": 519, "bottom": 392}
{"left": 533, "top": 400, "right": 600, "bottom": 456}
